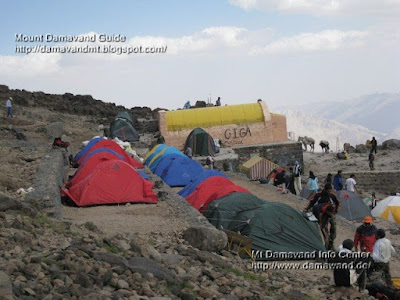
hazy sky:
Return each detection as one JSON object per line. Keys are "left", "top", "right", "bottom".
{"left": 1, "top": 0, "right": 399, "bottom": 110}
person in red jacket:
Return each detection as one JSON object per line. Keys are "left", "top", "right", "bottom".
{"left": 354, "top": 216, "right": 377, "bottom": 252}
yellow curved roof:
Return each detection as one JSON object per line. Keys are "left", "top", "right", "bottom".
{"left": 166, "top": 103, "right": 264, "bottom": 131}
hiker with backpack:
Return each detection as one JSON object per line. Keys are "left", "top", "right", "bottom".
{"left": 304, "top": 183, "right": 341, "bottom": 250}
{"left": 294, "top": 161, "right": 302, "bottom": 195}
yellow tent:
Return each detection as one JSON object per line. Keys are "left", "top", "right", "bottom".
{"left": 371, "top": 195, "right": 400, "bottom": 224}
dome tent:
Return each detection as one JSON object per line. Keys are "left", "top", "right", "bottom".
{"left": 204, "top": 192, "right": 325, "bottom": 253}
{"left": 185, "top": 176, "right": 251, "bottom": 213}
{"left": 110, "top": 111, "right": 139, "bottom": 142}
{"left": 62, "top": 160, "right": 157, "bottom": 207}
{"left": 184, "top": 128, "right": 219, "bottom": 157}
{"left": 372, "top": 194, "right": 400, "bottom": 224}
{"left": 153, "top": 154, "right": 204, "bottom": 187}
{"left": 336, "top": 190, "right": 372, "bottom": 221}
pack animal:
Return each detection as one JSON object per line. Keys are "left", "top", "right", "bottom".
{"left": 319, "top": 140, "right": 330, "bottom": 153}
{"left": 298, "top": 136, "right": 315, "bottom": 152}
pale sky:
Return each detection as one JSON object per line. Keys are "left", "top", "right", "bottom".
{"left": 1, "top": 0, "right": 399, "bottom": 110}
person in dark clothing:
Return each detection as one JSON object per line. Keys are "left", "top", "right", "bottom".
{"left": 325, "top": 173, "right": 333, "bottom": 189}
{"left": 156, "top": 135, "right": 165, "bottom": 144}
{"left": 216, "top": 97, "right": 221, "bottom": 106}
{"left": 286, "top": 167, "right": 296, "bottom": 195}
{"left": 369, "top": 152, "right": 375, "bottom": 170}
{"left": 354, "top": 216, "right": 377, "bottom": 253}
{"left": 333, "top": 170, "right": 344, "bottom": 191}
{"left": 332, "top": 239, "right": 368, "bottom": 291}
{"left": 371, "top": 137, "right": 377, "bottom": 154}
{"left": 305, "top": 184, "right": 341, "bottom": 250}
{"left": 274, "top": 170, "right": 286, "bottom": 187}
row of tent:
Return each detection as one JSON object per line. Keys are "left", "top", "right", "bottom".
{"left": 62, "top": 137, "right": 158, "bottom": 207}
{"left": 144, "top": 144, "right": 326, "bottom": 253}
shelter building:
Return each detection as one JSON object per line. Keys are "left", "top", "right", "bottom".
{"left": 158, "top": 101, "right": 287, "bottom": 150}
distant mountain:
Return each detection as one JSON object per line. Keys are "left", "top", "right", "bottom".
{"left": 273, "top": 93, "right": 400, "bottom": 135}
{"left": 280, "top": 110, "right": 387, "bottom": 151}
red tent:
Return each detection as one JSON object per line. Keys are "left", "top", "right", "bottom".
{"left": 66, "top": 151, "right": 124, "bottom": 189}
{"left": 186, "top": 176, "right": 251, "bottom": 213}
{"left": 77, "top": 139, "right": 143, "bottom": 169}
{"left": 62, "top": 160, "right": 157, "bottom": 207}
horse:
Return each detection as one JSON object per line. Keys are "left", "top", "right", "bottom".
{"left": 298, "top": 136, "right": 315, "bottom": 152}
{"left": 319, "top": 140, "right": 330, "bottom": 153}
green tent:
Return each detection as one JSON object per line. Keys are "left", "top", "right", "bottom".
{"left": 116, "top": 111, "right": 134, "bottom": 123}
{"left": 184, "top": 128, "right": 219, "bottom": 156}
{"left": 204, "top": 192, "right": 325, "bottom": 253}
{"left": 204, "top": 193, "right": 265, "bottom": 229}
{"left": 110, "top": 112, "right": 139, "bottom": 142}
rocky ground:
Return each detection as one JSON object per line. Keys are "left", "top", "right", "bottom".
{"left": 1, "top": 88, "right": 399, "bottom": 299}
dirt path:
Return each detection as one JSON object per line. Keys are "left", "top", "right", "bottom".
{"left": 62, "top": 201, "right": 189, "bottom": 239}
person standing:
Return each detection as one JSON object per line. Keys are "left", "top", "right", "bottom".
{"left": 369, "top": 152, "right": 375, "bottom": 170}
{"left": 371, "top": 229, "right": 396, "bottom": 286}
{"left": 185, "top": 146, "right": 192, "bottom": 159}
{"left": 325, "top": 173, "right": 333, "bottom": 189}
{"left": 216, "top": 97, "right": 221, "bottom": 106}
{"left": 307, "top": 171, "right": 319, "bottom": 193}
{"left": 294, "top": 161, "right": 302, "bottom": 195}
{"left": 6, "top": 97, "right": 12, "bottom": 118}
{"left": 333, "top": 170, "right": 343, "bottom": 191}
{"left": 346, "top": 174, "right": 358, "bottom": 193}
{"left": 354, "top": 216, "right": 377, "bottom": 252}
{"left": 206, "top": 155, "right": 214, "bottom": 169}
{"left": 371, "top": 137, "right": 377, "bottom": 154}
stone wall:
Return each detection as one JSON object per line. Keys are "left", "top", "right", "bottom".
{"left": 26, "top": 149, "right": 69, "bottom": 219}
{"left": 234, "top": 141, "right": 304, "bottom": 170}
{"left": 317, "top": 171, "right": 400, "bottom": 196}
{"left": 158, "top": 101, "right": 288, "bottom": 150}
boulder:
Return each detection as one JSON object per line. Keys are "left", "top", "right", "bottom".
{"left": 45, "top": 122, "right": 64, "bottom": 139}
{"left": 355, "top": 144, "right": 368, "bottom": 153}
{"left": 0, "top": 271, "right": 13, "bottom": 300}
{"left": 0, "top": 195, "right": 22, "bottom": 211}
{"left": 183, "top": 226, "right": 227, "bottom": 252}
{"left": 128, "top": 257, "right": 177, "bottom": 283}
{"left": 382, "top": 139, "right": 400, "bottom": 150}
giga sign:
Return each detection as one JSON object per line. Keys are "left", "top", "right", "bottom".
{"left": 224, "top": 127, "right": 252, "bottom": 140}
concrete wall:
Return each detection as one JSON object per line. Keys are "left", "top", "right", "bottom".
{"left": 234, "top": 141, "right": 304, "bottom": 170}
{"left": 158, "top": 101, "right": 288, "bottom": 150}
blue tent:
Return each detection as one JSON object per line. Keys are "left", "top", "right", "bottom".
{"left": 154, "top": 154, "right": 204, "bottom": 187}
{"left": 74, "top": 137, "right": 105, "bottom": 162}
{"left": 178, "top": 170, "right": 229, "bottom": 198}
{"left": 80, "top": 148, "right": 125, "bottom": 166}
{"left": 149, "top": 147, "right": 184, "bottom": 172}
{"left": 144, "top": 144, "right": 167, "bottom": 166}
